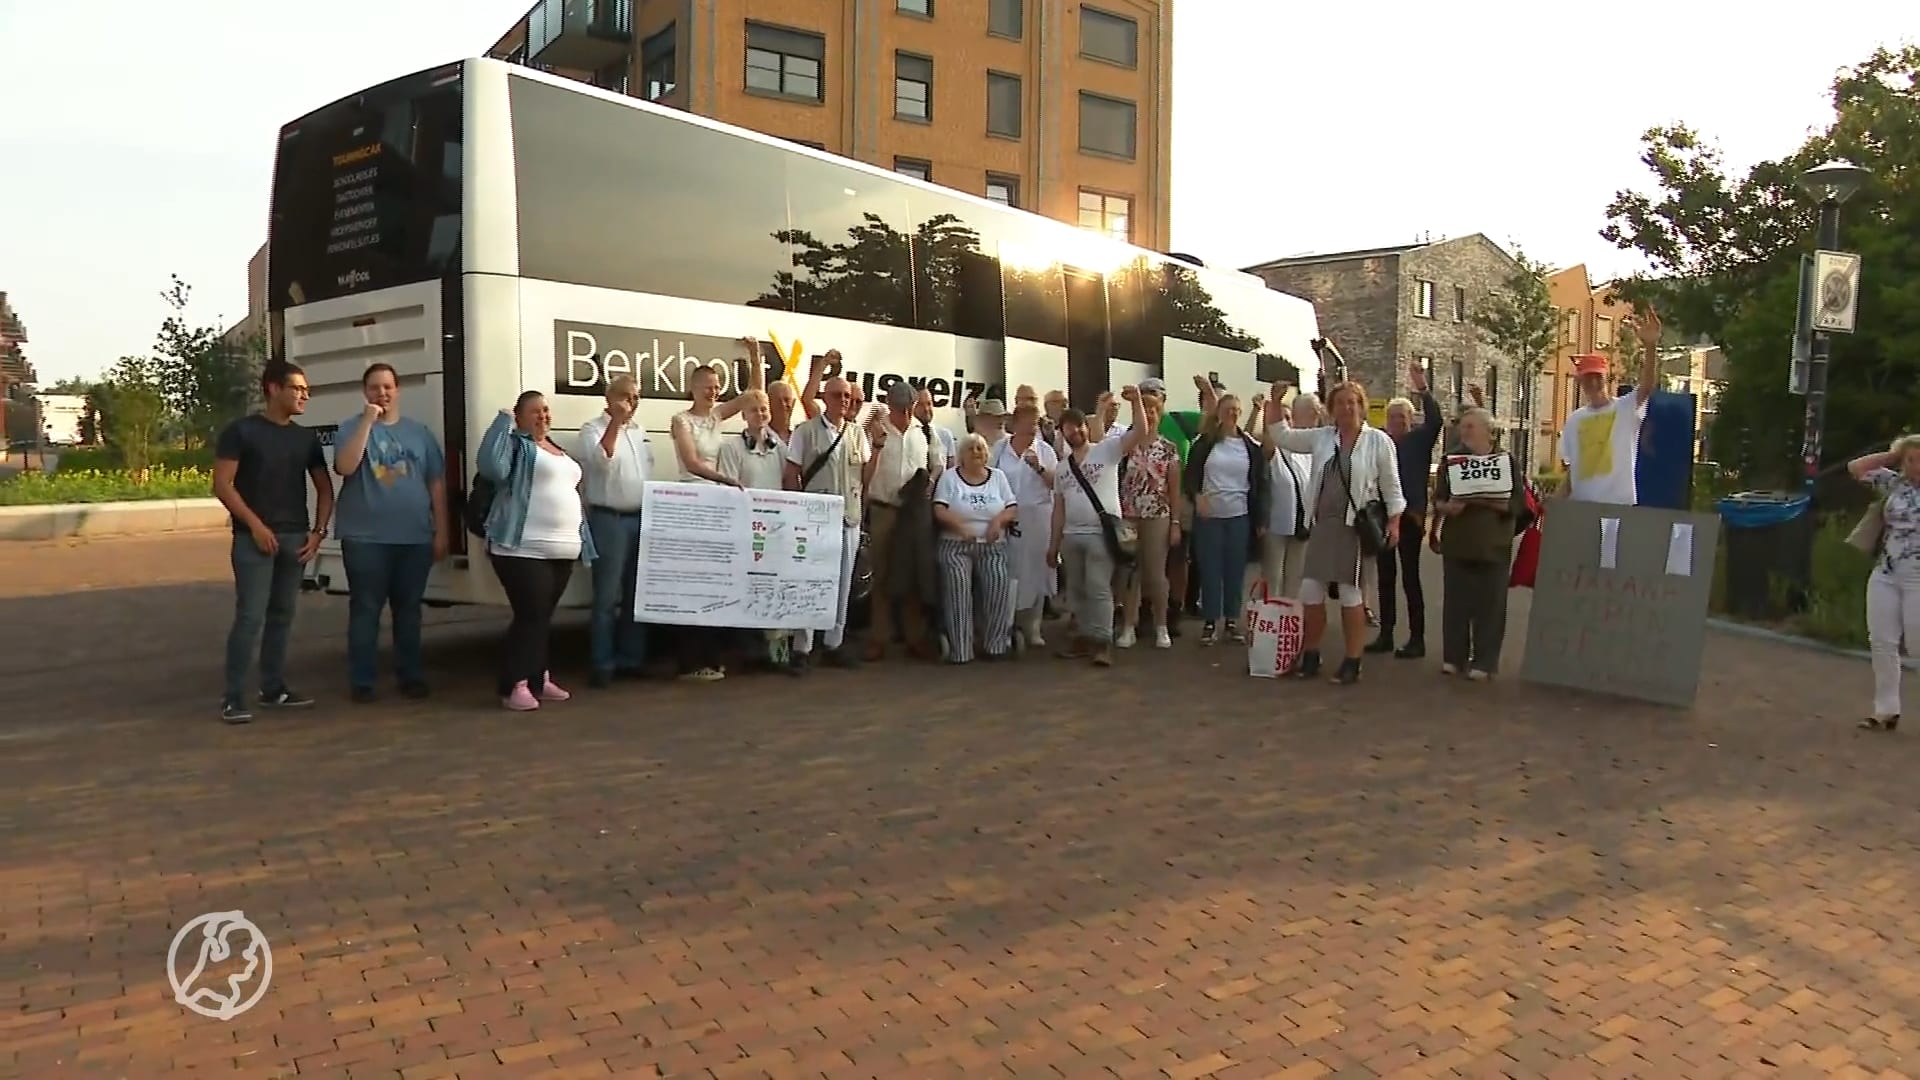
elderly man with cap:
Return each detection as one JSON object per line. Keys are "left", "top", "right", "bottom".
{"left": 863, "top": 381, "right": 946, "bottom": 660}
{"left": 972, "top": 398, "right": 1009, "bottom": 444}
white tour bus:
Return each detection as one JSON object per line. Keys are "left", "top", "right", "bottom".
{"left": 267, "top": 58, "right": 1321, "bottom": 608}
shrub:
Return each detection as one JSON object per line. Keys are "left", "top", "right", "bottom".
{"left": 55, "top": 446, "right": 214, "bottom": 474}
{"left": 0, "top": 467, "right": 213, "bottom": 506}
{"left": 1790, "top": 513, "right": 1874, "bottom": 649}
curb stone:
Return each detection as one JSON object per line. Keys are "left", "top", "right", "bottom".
{"left": 1707, "top": 616, "right": 1920, "bottom": 671}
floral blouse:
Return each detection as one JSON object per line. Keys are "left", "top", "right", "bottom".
{"left": 1121, "top": 435, "right": 1179, "bottom": 520}
{"left": 1866, "top": 468, "right": 1920, "bottom": 573}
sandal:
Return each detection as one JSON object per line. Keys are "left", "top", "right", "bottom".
{"left": 1859, "top": 715, "right": 1901, "bottom": 731}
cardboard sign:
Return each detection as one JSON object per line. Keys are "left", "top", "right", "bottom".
{"left": 1519, "top": 501, "right": 1720, "bottom": 708}
{"left": 1443, "top": 453, "right": 1511, "bottom": 497}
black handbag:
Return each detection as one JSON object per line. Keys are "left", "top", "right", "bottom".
{"left": 1336, "top": 438, "right": 1389, "bottom": 556}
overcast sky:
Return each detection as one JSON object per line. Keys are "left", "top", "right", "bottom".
{"left": 1, "top": 0, "right": 1913, "bottom": 383}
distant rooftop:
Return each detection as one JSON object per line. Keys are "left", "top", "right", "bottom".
{"left": 1241, "top": 242, "right": 1427, "bottom": 274}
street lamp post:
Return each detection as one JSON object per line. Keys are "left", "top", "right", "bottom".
{"left": 1796, "top": 159, "right": 1869, "bottom": 492}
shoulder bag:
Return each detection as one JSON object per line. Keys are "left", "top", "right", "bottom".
{"left": 1847, "top": 501, "right": 1886, "bottom": 555}
{"left": 799, "top": 420, "right": 848, "bottom": 489}
{"left": 1336, "top": 433, "right": 1390, "bottom": 556}
{"left": 1067, "top": 450, "right": 1137, "bottom": 565}
{"left": 464, "top": 436, "right": 525, "bottom": 539}
{"left": 1278, "top": 452, "right": 1310, "bottom": 540}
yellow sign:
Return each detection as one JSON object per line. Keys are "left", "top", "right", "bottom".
{"left": 1367, "top": 400, "right": 1388, "bottom": 428}
{"left": 765, "top": 330, "right": 804, "bottom": 388}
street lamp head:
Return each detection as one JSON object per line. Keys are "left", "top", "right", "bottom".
{"left": 1800, "top": 159, "right": 1870, "bottom": 205}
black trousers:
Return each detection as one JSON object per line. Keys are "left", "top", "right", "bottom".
{"left": 490, "top": 554, "right": 574, "bottom": 695}
{"left": 1375, "top": 511, "right": 1427, "bottom": 638}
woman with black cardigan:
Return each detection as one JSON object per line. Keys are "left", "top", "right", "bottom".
{"left": 1182, "top": 391, "right": 1270, "bottom": 645}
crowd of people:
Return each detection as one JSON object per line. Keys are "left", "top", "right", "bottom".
{"left": 204, "top": 305, "right": 1914, "bottom": 729}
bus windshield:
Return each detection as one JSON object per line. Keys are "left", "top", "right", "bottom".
{"left": 267, "top": 65, "right": 464, "bottom": 321}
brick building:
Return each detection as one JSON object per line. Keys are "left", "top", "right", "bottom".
{"left": 0, "top": 293, "right": 33, "bottom": 445}
{"left": 486, "top": 0, "right": 1172, "bottom": 250}
{"left": 1243, "top": 234, "right": 1525, "bottom": 447}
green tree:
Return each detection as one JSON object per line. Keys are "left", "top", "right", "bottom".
{"left": 151, "top": 276, "right": 260, "bottom": 449}
{"left": 1468, "top": 250, "right": 1558, "bottom": 468}
{"left": 1602, "top": 45, "right": 1920, "bottom": 487}
{"left": 94, "top": 358, "right": 168, "bottom": 480}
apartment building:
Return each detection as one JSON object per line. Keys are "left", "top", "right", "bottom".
{"left": 1244, "top": 234, "right": 1524, "bottom": 448}
{"left": 486, "top": 0, "right": 1172, "bottom": 250}
{"left": 1538, "top": 266, "right": 1645, "bottom": 466}
{"left": 0, "top": 292, "right": 32, "bottom": 446}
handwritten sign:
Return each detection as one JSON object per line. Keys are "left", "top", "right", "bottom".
{"left": 1443, "top": 453, "right": 1511, "bottom": 498}
{"left": 635, "top": 482, "right": 846, "bottom": 630}
{"left": 1519, "top": 502, "right": 1719, "bottom": 707}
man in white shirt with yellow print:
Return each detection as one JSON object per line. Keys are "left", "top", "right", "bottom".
{"left": 1560, "top": 305, "right": 1664, "bottom": 506}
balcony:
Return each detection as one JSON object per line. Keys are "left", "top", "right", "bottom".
{"left": 526, "top": 0, "right": 632, "bottom": 73}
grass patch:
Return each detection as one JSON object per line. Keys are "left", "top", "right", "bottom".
{"left": 0, "top": 468, "right": 213, "bottom": 506}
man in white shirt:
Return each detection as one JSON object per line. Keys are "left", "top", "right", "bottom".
{"left": 717, "top": 389, "right": 788, "bottom": 492}
{"left": 915, "top": 388, "right": 957, "bottom": 467}
{"left": 1560, "top": 306, "right": 1663, "bottom": 506}
{"left": 576, "top": 374, "right": 655, "bottom": 688}
{"left": 863, "top": 382, "right": 946, "bottom": 661}
{"left": 784, "top": 375, "right": 870, "bottom": 668}
{"left": 1049, "top": 387, "right": 1149, "bottom": 666}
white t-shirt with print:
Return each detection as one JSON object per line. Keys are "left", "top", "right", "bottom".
{"left": 933, "top": 467, "right": 1017, "bottom": 540}
{"left": 1559, "top": 393, "right": 1646, "bottom": 506}
{"left": 1055, "top": 437, "right": 1127, "bottom": 536}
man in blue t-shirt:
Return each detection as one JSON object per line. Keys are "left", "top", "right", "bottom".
{"left": 332, "top": 362, "right": 448, "bottom": 704}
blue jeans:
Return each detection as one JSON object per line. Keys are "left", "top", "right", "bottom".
{"left": 224, "top": 531, "right": 307, "bottom": 703}
{"left": 586, "top": 507, "right": 648, "bottom": 674}
{"left": 1193, "top": 514, "right": 1252, "bottom": 623}
{"left": 341, "top": 539, "right": 436, "bottom": 690}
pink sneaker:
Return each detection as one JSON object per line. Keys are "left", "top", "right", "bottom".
{"left": 538, "top": 673, "right": 570, "bottom": 702}
{"left": 501, "top": 681, "right": 539, "bottom": 711}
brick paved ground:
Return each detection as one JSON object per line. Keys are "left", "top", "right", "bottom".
{"left": 2, "top": 532, "right": 1918, "bottom": 1079}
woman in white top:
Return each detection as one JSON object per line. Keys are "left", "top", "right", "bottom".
{"left": 1849, "top": 434, "right": 1920, "bottom": 731}
{"left": 990, "top": 403, "right": 1059, "bottom": 647}
{"left": 667, "top": 344, "right": 764, "bottom": 681}
{"left": 1263, "top": 379, "right": 1406, "bottom": 685}
{"left": 933, "top": 433, "right": 1021, "bottom": 663}
{"left": 1257, "top": 393, "right": 1323, "bottom": 600}
{"left": 1181, "top": 393, "right": 1268, "bottom": 646}
{"left": 477, "top": 391, "right": 596, "bottom": 711}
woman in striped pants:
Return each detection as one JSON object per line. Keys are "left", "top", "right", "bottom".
{"left": 932, "top": 433, "right": 1020, "bottom": 663}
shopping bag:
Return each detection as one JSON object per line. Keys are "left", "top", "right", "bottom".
{"left": 1243, "top": 577, "right": 1273, "bottom": 633}
{"left": 1246, "top": 596, "right": 1304, "bottom": 678}
{"left": 1509, "top": 520, "right": 1542, "bottom": 589}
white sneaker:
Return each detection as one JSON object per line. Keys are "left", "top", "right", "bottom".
{"left": 1154, "top": 626, "right": 1172, "bottom": 649}
{"left": 1115, "top": 627, "right": 1136, "bottom": 649}
{"left": 1440, "top": 663, "right": 1458, "bottom": 676}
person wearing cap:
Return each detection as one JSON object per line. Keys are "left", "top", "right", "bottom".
{"left": 992, "top": 402, "right": 1058, "bottom": 647}
{"left": 972, "top": 398, "right": 1009, "bottom": 444}
{"left": 1560, "top": 306, "right": 1663, "bottom": 505}
{"left": 863, "top": 381, "right": 946, "bottom": 661}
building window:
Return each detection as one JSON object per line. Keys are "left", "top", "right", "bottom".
{"left": 898, "top": 0, "right": 932, "bottom": 14}
{"left": 986, "top": 174, "right": 1019, "bottom": 207}
{"left": 1414, "top": 279, "right": 1435, "bottom": 318}
{"left": 987, "top": 72, "right": 1021, "bottom": 138}
{"left": 1453, "top": 285, "right": 1467, "bottom": 322}
{"left": 895, "top": 53, "right": 932, "bottom": 121}
{"left": 1078, "top": 92, "right": 1136, "bottom": 159}
{"left": 1487, "top": 367, "right": 1501, "bottom": 415}
{"left": 1595, "top": 315, "right": 1614, "bottom": 347}
{"left": 1078, "top": 189, "right": 1131, "bottom": 242}
{"left": 641, "top": 24, "right": 676, "bottom": 101}
{"left": 1449, "top": 360, "right": 1465, "bottom": 406}
{"left": 1080, "top": 6, "right": 1138, "bottom": 67}
{"left": 745, "top": 22, "right": 825, "bottom": 102}
{"left": 895, "top": 157, "right": 932, "bottom": 182}
{"left": 594, "top": 59, "right": 629, "bottom": 95}
{"left": 989, "top": 0, "right": 1023, "bottom": 37}
{"left": 1563, "top": 308, "right": 1579, "bottom": 346}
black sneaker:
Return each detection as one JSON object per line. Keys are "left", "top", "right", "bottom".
{"left": 589, "top": 670, "right": 614, "bottom": 690}
{"left": 220, "top": 700, "right": 253, "bottom": 725}
{"left": 400, "top": 681, "right": 431, "bottom": 700}
{"left": 258, "top": 688, "right": 315, "bottom": 709}
{"left": 1394, "top": 640, "right": 1426, "bottom": 660}
{"left": 1199, "top": 621, "right": 1218, "bottom": 646}
{"left": 1364, "top": 634, "right": 1396, "bottom": 655}
{"left": 350, "top": 687, "right": 377, "bottom": 705}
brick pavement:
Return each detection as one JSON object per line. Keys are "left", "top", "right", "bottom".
{"left": 2, "top": 532, "right": 1918, "bottom": 1078}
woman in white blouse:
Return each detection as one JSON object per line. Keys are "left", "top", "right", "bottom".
{"left": 666, "top": 343, "right": 764, "bottom": 681}
{"left": 933, "top": 433, "right": 1021, "bottom": 663}
{"left": 1262, "top": 380, "right": 1405, "bottom": 685}
{"left": 990, "top": 404, "right": 1059, "bottom": 648}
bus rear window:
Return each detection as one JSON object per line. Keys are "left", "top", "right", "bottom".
{"left": 268, "top": 71, "right": 463, "bottom": 311}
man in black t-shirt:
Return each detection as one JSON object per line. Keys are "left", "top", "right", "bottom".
{"left": 211, "top": 363, "right": 334, "bottom": 724}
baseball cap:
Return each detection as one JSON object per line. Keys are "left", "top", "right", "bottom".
{"left": 1572, "top": 353, "right": 1608, "bottom": 377}
{"left": 1137, "top": 377, "right": 1167, "bottom": 397}
{"left": 977, "top": 398, "right": 1007, "bottom": 415}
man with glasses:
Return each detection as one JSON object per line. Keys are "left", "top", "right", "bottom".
{"left": 785, "top": 371, "right": 870, "bottom": 668}
{"left": 210, "top": 362, "right": 334, "bottom": 724}
{"left": 578, "top": 372, "right": 655, "bottom": 687}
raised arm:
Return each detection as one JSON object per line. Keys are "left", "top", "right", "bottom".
{"left": 1631, "top": 305, "right": 1663, "bottom": 404}
{"left": 1850, "top": 448, "right": 1900, "bottom": 481}
{"left": 714, "top": 335, "right": 766, "bottom": 422}
{"left": 1117, "top": 386, "right": 1147, "bottom": 455}
{"left": 475, "top": 409, "right": 518, "bottom": 482}
{"left": 334, "top": 404, "right": 382, "bottom": 476}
